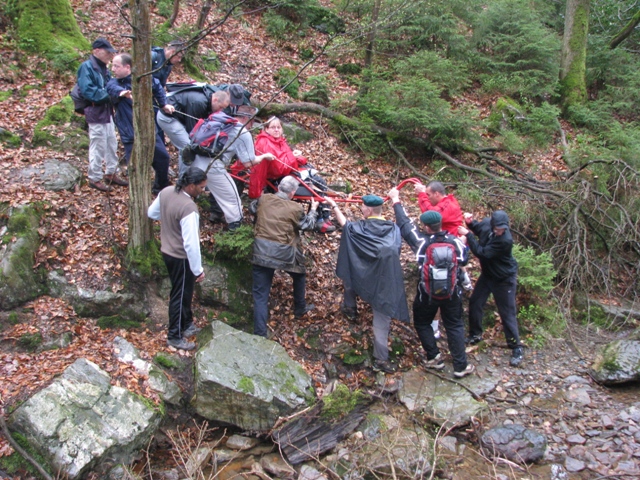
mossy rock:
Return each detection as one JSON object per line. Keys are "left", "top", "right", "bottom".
{"left": 0, "top": 204, "right": 47, "bottom": 310}
{"left": 33, "top": 96, "right": 88, "bottom": 150}
{"left": 488, "top": 97, "right": 524, "bottom": 133}
{"left": 0, "top": 127, "right": 22, "bottom": 148}
{"left": 16, "top": 0, "right": 89, "bottom": 73}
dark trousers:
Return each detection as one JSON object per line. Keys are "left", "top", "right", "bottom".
{"left": 163, "top": 253, "right": 196, "bottom": 341}
{"left": 252, "top": 264, "right": 306, "bottom": 337}
{"left": 123, "top": 132, "right": 170, "bottom": 190}
{"left": 413, "top": 290, "right": 468, "bottom": 372}
{"left": 468, "top": 273, "right": 521, "bottom": 348}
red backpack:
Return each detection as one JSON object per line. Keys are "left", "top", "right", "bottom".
{"left": 422, "top": 240, "right": 459, "bottom": 301}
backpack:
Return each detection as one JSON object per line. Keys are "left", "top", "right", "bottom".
{"left": 422, "top": 237, "right": 459, "bottom": 301}
{"left": 70, "top": 83, "right": 91, "bottom": 115}
{"left": 182, "top": 112, "right": 239, "bottom": 165}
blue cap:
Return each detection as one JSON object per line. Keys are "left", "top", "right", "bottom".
{"left": 362, "top": 194, "right": 384, "bottom": 207}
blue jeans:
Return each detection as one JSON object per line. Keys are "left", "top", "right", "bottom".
{"left": 252, "top": 265, "right": 306, "bottom": 337}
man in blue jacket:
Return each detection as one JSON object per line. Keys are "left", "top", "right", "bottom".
{"left": 151, "top": 41, "right": 184, "bottom": 88}
{"left": 107, "top": 53, "right": 175, "bottom": 194}
{"left": 77, "top": 38, "right": 128, "bottom": 192}
{"left": 458, "top": 210, "right": 524, "bottom": 367}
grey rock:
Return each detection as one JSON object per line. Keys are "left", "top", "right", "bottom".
{"left": 298, "top": 464, "right": 328, "bottom": 480}
{"left": 563, "top": 388, "right": 591, "bottom": 405}
{"left": 564, "top": 456, "right": 586, "bottom": 472}
{"left": 226, "top": 434, "right": 261, "bottom": 451}
{"left": 19, "top": 159, "right": 82, "bottom": 191}
{"left": 8, "top": 358, "right": 161, "bottom": 479}
{"left": 281, "top": 121, "right": 313, "bottom": 145}
{"left": 566, "top": 434, "right": 586, "bottom": 445}
{"left": 563, "top": 375, "right": 590, "bottom": 385}
{"left": 48, "top": 270, "right": 149, "bottom": 319}
{"left": 550, "top": 463, "right": 568, "bottom": 479}
{"left": 261, "top": 453, "right": 295, "bottom": 477}
{"left": 439, "top": 435, "right": 458, "bottom": 453}
{"left": 192, "top": 321, "right": 314, "bottom": 431}
{"left": 481, "top": 424, "right": 547, "bottom": 464}
{"left": 398, "top": 369, "right": 489, "bottom": 426}
{"left": 590, "top": 339, "right": 640, "bottom": 385}
{"left": 197, "top": 260, "right": 253, "bottom": 315}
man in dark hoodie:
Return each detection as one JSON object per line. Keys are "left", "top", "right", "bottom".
{"left": 326, "top": 194, "right": 410, "bottom": 374}
{"left": 458, "top": 210, "right": 524, "bottom": 367}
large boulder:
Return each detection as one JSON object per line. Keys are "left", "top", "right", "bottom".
{"left": 589, "top": 338, "right": 640, "bottom": 385}
{"left": 8, "top": 358, "right": 161, "bottom": 479}
{"left": 0, "top": 204, "right": 46, "bottom": 309}
{"left": 192, "top": 321, "right": 314, "bottom": 431}
{"left": 398, "top": 369, "right": 490, "bottom": 426}
{"left": 197, "top": 260, "right": 253, "bottom": 314}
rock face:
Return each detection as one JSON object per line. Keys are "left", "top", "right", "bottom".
{"left": 8, "top": 358, "right": 161, "bottom": 479}
{"left": 589, "top": 339, "right": 640, "bottom": 385}
{"left": 47, "top": 270, "right": 149, "bottom": 319}
{"left": 192, "top": 321, "right": 314, "bottom": 431}
{"left": 197, "top": 260, "right": 253, "bottom": 314}
{"left": 0, "top": 204, "right": 45, "bottom": 310}
{"left": 19, "top": 159, "right": 82, "bottom": 191}
{"left": 398, "top": 369, "right": 490, "bottom": 425}
{"left": 481, "top": 424, "right": 547, "bottom": 464}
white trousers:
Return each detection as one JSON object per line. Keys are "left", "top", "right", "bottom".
{"left": 87, "top": 121, "right": 118, "bottom": 182}
{"left": 192, "top": 156, "right": 243, "bottom": 223}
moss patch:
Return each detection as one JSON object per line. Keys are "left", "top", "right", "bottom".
{"left": 0, "top": 432, "right": 53, "bottom": 478}
{"left": 154, "top": 352, "right": 183, "bottom": 369}
{"left": 238, "top": 376, "right": 255, "bottom": 394}
{"left": 321, "top": 384, "right": 367, "bottom": 421}
{"left": 32, "top": 96, "right": 87, "bottom": 149}
{"left": 97, "top": 315, "right": 143, "bottom": 330}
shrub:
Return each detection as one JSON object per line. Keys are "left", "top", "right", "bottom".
{"left": 302, "top": 75, "right": 330, "bottom": 105}
{"left": 263, "top": 11, "right": 294, "bottom": 40}
{"left": 275, "top": 67, "right": 300, "bottom": 98}
{"left": 214, "top": 225, "right": 254, "bottom": 261}
{"left": 335, "top": 63, "right": 361, "bottom": 75}
{"left": 513, "top": 244, "right": 556, "bottom": 301}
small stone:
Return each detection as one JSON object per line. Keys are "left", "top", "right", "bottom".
{"left": 567, "top": 434, "right": 586, "bottom": 445}
{"left": 616, "top": 460, "right": 640, "bottom": 475}
{"left": 226, "top": 434, "right": 260, "bottom": 451}
{"left": 602, "top": 415, "right": 614, "bottom": 429}
{"left": 565, "top": 457, "right": 586, "bottom": 472}
{"left": 505, "top": 408, "right": 518, "bottom": 416}
{"left": 439, "top": 436, "right": 457, "bottom": 453}
{"left": 298, "top": 464, "right": 327, "bottom": 480}
{"left": 564, "top": 388, "right": 591, "bottom": 406}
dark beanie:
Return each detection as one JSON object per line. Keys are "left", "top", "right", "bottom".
{"left": 420, "top": 210, "right": 442, "bottom": 225}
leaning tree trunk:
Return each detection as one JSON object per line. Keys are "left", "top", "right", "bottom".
{"left": 197, "top": 0, "right": 214, "bottom": 29}
{"left": 559, "top": 0, "right": 590, "bottom": 112}
{"left": 168, "top": 0, "right": 181, "bottom": 27}
{"left": 129, "top": 0, "right": 155, "bottom": 249}
{"left": 609, "top": 9, "right": 640, "bottom": 49}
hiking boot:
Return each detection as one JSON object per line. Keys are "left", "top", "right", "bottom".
{"left": 89, "top": 180, "right": 112, "bottom": 192}
{"left": 372, "top": 359, "right": 397, "bottom": 374}
{"left": 227, "top": 221, "right": 242, "bottom": 231}
{"left": 167, "top": 338, "right": 196, "bottom": 351}
{"left": 341, "top": 305, "right": 358, "bottom": 321}
{"left": 315, "top": 219, "right": 336, "bottom": 233}
{"left": 183, "top": 324, "right": 202, "bottom": 338}
{"left": 104, "top": 173, "right": 129, "bottom": 186}
{"left": 509, "top": 346, "right": 524, "bottom": 367}
{"left": 423, "top": 353, "right": 445, "bottom": 370}
{"left": 453, "top": 364, "right": 476, "bottom": 378}
{"left": 294, "top": 304, "right": 315, "bottom": 319}
{"left": 466, "top": 334, "right": 483, "bottom": 345}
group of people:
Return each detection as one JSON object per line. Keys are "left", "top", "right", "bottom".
{"left": 86, "top": 38, "right": 523, "bottom": 369}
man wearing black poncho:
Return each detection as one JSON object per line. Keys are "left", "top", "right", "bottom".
{"left": 325, "top": 195, "right": 410, "bottom": 374}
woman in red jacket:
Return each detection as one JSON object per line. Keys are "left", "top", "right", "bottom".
{"left": 250, "top": 117, "right": 335, "bottom": 233}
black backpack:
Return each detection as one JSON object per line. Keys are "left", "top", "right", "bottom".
{"left": 182, "top": 112, "right": 239, "bottom": 165}
{"left": 70, "top": 84, "right": 91, "bottom": 115}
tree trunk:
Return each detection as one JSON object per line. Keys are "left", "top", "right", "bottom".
{"left": 559, "top": 0, "right": 590, "bottom": 112}
{"left": 609, "top": 9, "right": 640, "bottom": 49}
{"left": 168, "top": 0, "right": 181, "bottom": 27}
{"left": 129, "top": 0, "right": 155, "bottom": 249}
{"left": 359, "top": 0, "right": 380, "bottom": 98}
{"left": 197, "top": 0, "right": 214, "bottom": 30}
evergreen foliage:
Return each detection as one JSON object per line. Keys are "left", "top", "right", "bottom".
{"left": 213, "top": 225, "right": 254, "bottom": 262}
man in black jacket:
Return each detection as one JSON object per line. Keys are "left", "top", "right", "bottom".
{"left": 388, "top": 188, "right": 474, "bottom": 378}
{"left": 458, "top": 210, "right": 524, "bottom": 367}
{"left": 326, "top": 194, "right": 410, "bottom": 374}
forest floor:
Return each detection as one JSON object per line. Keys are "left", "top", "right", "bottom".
{"left": 1, "top": 1, "right": 639, "bottom": 479}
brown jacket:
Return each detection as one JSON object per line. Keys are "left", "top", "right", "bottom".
{"left": 252, "top": 193, "right": 316, "bottom": 273}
